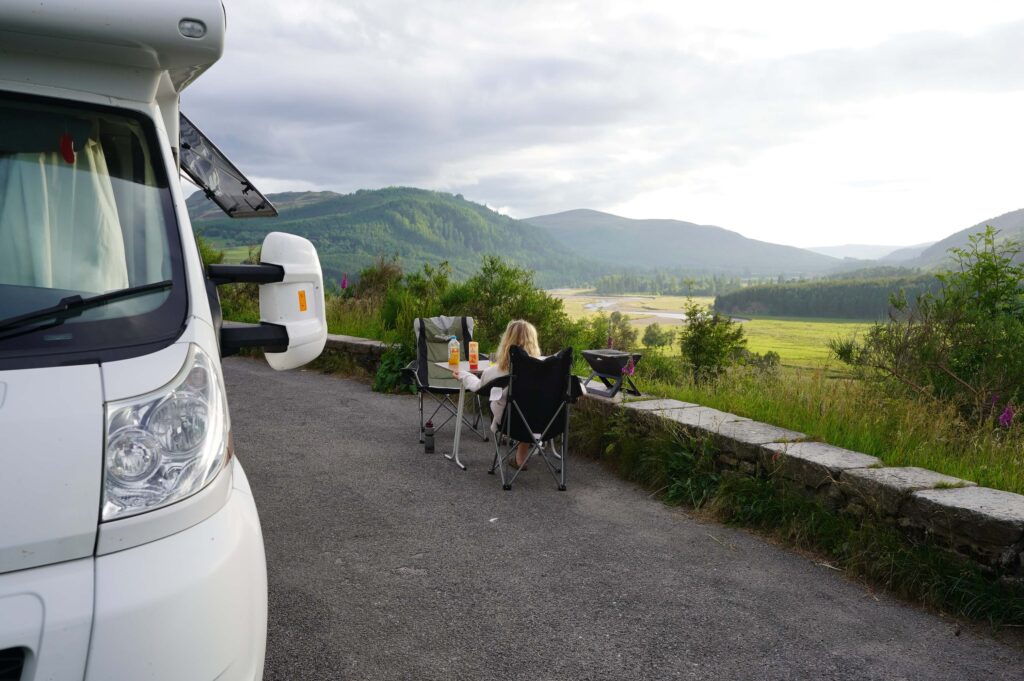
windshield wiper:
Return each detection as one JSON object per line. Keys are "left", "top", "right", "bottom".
{"left": 0, "top": 280, "right": 173, "bottom": 341}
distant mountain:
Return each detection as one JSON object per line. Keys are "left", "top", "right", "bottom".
{"left": 187, "top": 188, "right": 597, "bottom": 287}
{"left": 523, "top": 209, "right": 841, "bottom": 277}
{"left": 902, "top": 208, "right": 1024, "bottom": 269}
{"left": 806, "top": 244, "right": 903, "bottom": 260}
{"left": 879, "top": 241, "right": 936, "bottom": 262}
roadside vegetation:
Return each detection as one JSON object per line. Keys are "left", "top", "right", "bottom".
{"left": 198, "top": 228, "right": 1024, "bottom": 495}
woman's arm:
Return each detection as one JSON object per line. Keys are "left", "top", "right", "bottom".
{"left": 452, "top": 369, "right": 483, "bottom": 392}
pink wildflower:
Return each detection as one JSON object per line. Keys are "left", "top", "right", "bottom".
{"left": 341, "top": 273, "right": 348, "bottom": 290}
{"left": 999, "top": 405, "right": 1015, "bottom": 428}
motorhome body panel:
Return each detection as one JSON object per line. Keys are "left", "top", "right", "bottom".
{"left": 0, "top": 0, "right": 225, "bottom": 94}
{"left": 0, "top": 558, "right": 93, "bottom": 680}
{"left": 0, "top": 365, "right": 102, "bottom": 573}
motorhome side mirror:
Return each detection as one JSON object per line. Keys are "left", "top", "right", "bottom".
{"left": 258, "top": 232, "right": 327, "bottom": 370}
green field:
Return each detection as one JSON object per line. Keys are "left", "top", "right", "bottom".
{"left": 550, "top": 291, "right": 868, "bottom": 367}
{"left": 740, "top": 318, "right": 871, "bottom": 365}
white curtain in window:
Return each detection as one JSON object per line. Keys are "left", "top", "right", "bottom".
{"left": 0, "top": 139, "right": 129, "bottom": 293}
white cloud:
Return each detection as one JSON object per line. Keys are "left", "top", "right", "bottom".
{"left": 186, "top": 1, "right": 1024, "bottom": 247}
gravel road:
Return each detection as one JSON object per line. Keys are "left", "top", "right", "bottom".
{"left": 224, "top": 358, "right": 1023, "bottom": 681}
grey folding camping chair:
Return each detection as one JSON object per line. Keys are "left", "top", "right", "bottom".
{"left": 402, "top": 315, "right": 489, "bottom": 445}
{"left": 487, "top": 346, "right": 579, "bottom": 491}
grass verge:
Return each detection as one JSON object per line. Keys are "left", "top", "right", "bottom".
{"left": 570, "top": 404, "right": 1024, "bottom": 626}
{"left": 634, "top": 361, "right": 1024, "bottom": 496}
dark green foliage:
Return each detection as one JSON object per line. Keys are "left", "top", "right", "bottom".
{"left": 353, "top": 256, "right": 403, "bottom": 299}
{"left": 438, "top": 256, "right": 578, "bottom": 353}
{"left": 593, "top": 272, "right": 743, "bottom": 296}
{"left": 372, "top": 346, "right": 415, "bottom": 394}
{"left": 359, "top": 257, "right": 585, "bottom": 391}
{"left": 678, "top": 299, "right": 746, "bottom": 381}
{"left": 633, "top": 350, "right": 686, "bottom": 385}
{"left": 714, "top": 275, "right": 939, "bottom": 320}
{"left": 825, "top": 265, "right": 922, "bottom": 280}
{"left": 642, "top": 322, "right": 675, "bottom": 349}
{"left": 189, "top": 187, "right": 597, "bottom": 288}
{"left": 831, "top": 228, "right": 1024, "bottom": 421}
{"left": 737, "top": 349, "right": 781, "bottom": 372}
{"left": 196, "top": 234, "right": 224, "bottom": 266}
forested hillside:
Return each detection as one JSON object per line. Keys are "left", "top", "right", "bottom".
{"left": 901, "top": 208, "right": 1024, "bottom": 269}
{"left": 188, "top": 187, "right": 597, "bottom": 287}
{"left": 713, "top": 275, "right": 939, "bottom": 320}
{"left": 524, "top": 209, "right": 842, "bottom": 276}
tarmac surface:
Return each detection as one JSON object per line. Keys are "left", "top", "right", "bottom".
{"left": 224, "top": 358, "right": 1024, "bottom": 681}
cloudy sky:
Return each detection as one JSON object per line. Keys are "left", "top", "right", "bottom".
{"left": 184, "top": 0, "right": 1024, "bottom": 248}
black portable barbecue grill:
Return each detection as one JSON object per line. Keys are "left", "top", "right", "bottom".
{"left": 581, "top": 349, "right": 642, "bottom": 398}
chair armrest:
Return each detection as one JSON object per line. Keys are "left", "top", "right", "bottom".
{"left": 400, "top": 361, "right": 420, "bottom": 387}
{"left": 568, "top": 375, "right": 586, "bottom": 403}
{"left": 474, "top": 374, "right": 509, "bottom": 394}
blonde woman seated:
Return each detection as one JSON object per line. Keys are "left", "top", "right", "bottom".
{"left": 453, "top": 319, "right": 540, "bottom": 469}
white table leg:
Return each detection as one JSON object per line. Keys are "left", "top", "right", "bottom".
{"left": 444, "top": 385, "right": 467, "bottom": 470}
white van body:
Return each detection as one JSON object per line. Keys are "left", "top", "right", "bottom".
{"left": 0, "top": 2, "right": 325, "bottom": 679}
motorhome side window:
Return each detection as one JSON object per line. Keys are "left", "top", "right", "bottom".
{"left": 0, "top": 94, "right": 187, "bottom": 368}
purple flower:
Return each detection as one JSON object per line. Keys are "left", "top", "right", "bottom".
{"left": 606, "top": 335, "right": 613, "bottom": 349}
{"left": 622, "top": 358, "right": 635, "bottom": 376}
{"left": 999, "top": 405, "right": 1015, "bottom": 428}
{"left": 341, "top": 273, "right": 349, "bottom": 290}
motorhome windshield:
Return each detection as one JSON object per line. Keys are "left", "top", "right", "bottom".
{"left": 0, "top": 94, "right": 187, "bottom": 369}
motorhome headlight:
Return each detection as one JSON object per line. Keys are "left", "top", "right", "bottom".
{"left": 103, "top": 345, "right": 230, "bottom": 521}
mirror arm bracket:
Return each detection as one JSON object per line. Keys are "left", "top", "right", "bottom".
{"left": 207, "top": 263, "right": 285, "bottom": 286}
{"left": 220, "top": 322, "right": 289, "bottom": 357}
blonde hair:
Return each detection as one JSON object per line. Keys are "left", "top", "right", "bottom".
{"left": 494, "top": 319, "right": 540, "bottom": 371}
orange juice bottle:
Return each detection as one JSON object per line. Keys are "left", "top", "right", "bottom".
{"left": 468, "top": 341, "right": 479, "bottom": 371}
{"left": 447, "top": 336, "right": 460, "bottom": 367}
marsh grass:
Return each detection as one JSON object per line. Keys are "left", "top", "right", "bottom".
{"left": 571, "top": 406, "right": 1024, "bottom": 626}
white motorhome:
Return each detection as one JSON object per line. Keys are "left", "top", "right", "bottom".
{"left": 0, "top": 2, "right": 327, "bottom": 679}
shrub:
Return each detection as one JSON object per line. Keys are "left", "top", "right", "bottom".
{"left": 439, "top": 256, "right": 577, "bottom": 354}
{"left": 830, "top": 227, "right": 1024, "bottom": 422}
{"left": 642, "top": 322, "right": 676, "bottom": 349}
{"left": 353, "top": 256, "right": 403, "bottom": 300}
{"left": 196, "top": 234, "right": 224, "bottom": 266}
{"left": 678, "top": 298, "right": 747, "bottom": 381}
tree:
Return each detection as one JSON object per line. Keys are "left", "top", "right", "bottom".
{"left": 642, "top": 322, "right": 676, "bottom": 350}
{"left": 678, "top": 299, "right": 746, "bottom": 381}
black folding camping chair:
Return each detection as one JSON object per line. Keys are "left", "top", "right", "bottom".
{"left": 487, "top": 346, "right": 579, "bottom": 491}
{"left": 402, "top": 315, "right": 489, "bottom": 445}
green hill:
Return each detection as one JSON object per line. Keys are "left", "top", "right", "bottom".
{"left": 901, "top": 208, "right": 1024, "bottom": 269}
{"left": 522, "top": 209, "right": 843, "bottom": 277}
{"left": 187, "top": 188, "right": 597, "bottom": 287}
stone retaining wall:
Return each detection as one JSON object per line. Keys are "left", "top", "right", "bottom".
{"left": 322, "top": 333, "right": 390, "bottom": 373}
{"left": 609, "top": 397, "right": 1024, "bottom": 578}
